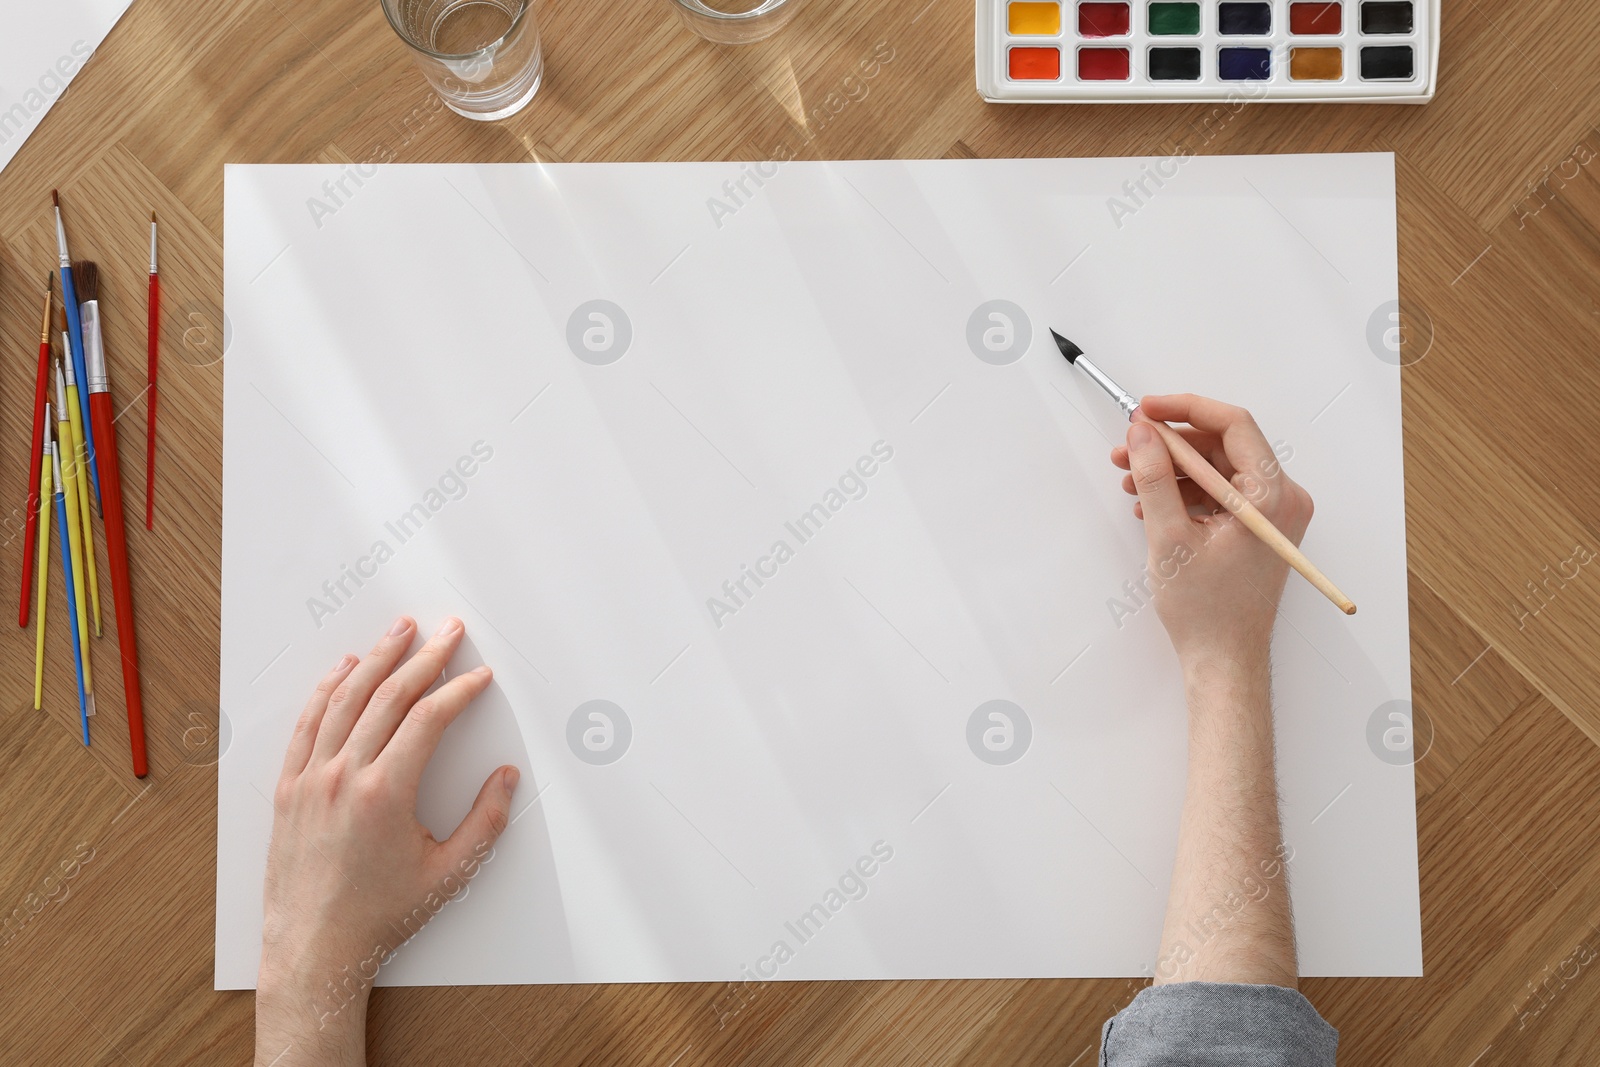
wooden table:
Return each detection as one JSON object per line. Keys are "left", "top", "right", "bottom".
{"left": 3, "top": 1, "right": 1599, "bottom": 1062}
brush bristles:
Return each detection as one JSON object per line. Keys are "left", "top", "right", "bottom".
{"left": 74, "top": 260, "right": 98, "bottom": 302}
{"left": 1049, "top": 328, "right": 1083, "bottom": 364}
{"left": 55, "top": 307, "right": 67, "bottom": 335}
{"left": 51, "top": 189, "right": 60, "bottom": 208}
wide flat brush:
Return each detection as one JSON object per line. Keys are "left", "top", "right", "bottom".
{"left": 80, "top": 261, "right": 149, "bottom": 777}
{"left": 1052, "top": 329, "right": 1356, "bottom": 615}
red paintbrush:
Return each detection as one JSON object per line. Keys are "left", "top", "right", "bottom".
{"left": 19, "top": 279, "right": 53, "bottom": 627}
{"left": 145, "top": 212, "right": 159, "bottom": 530}
{"left": 77, "top": 261, "right": 149, "bottom": 778}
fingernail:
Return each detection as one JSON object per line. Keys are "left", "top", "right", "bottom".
{"left": 1128, "top": 423, "right": 1154, "bottom": 447}
{"left": 470, "top": 665, "right": 493, "bottom": 678}
{"left": 334, "top": 653, "right": 356, "bottom": 672}
{"left": 389, "top": 616, "right": 411, "bottom": 636}
{"left": 435, "top": 617, "right": 461, "bottom": 638}
{"left": 503, "top": 767, "right": 520, "bottom": 792}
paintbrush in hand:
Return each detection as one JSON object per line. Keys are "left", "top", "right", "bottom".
{"left": 1052, "top": 328, "right": 1355, "bottom": 615}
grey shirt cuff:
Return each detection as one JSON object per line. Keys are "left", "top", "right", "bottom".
{"left": 1100, "top": 981, "right": 1339, "bottom": 1066}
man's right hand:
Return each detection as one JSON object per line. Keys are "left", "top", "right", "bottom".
{"left": 1109, "top": 394, "right": 1314, "bottom": 667}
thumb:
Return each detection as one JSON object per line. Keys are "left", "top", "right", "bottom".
{"left": 442, "top": 765, "right": 519, "bottom": 869}
{"left": 1126, "top": 421, "right": 1188, "bottom": 539}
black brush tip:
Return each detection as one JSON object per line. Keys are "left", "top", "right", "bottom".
{"left": 1049, "top": 328, "right": 1083, "bottom": 364}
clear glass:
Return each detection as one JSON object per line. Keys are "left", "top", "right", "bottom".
{"left": 670, "top": 0, "right": 804, "bottom": 45}
{"left": 380, "top": 0, "right": 543, "bottom": 121}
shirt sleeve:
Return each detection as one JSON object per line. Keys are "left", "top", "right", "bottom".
{"left": 1099, "top": 981, "right": 1339, "bottom": 1067}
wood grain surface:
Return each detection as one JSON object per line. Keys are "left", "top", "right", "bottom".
{"left": 2, "top": 0, "right": 1599, "bottom": 1063}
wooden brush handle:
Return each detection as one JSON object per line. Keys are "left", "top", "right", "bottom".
{"left": 89, "top": 391, "right": 148, "bottom": 777}
{"left": 1139, "top": 413, "right": 1357, "bottom": 615}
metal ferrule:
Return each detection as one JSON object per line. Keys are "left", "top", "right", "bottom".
{"left": 42, "top": 404, "right": 53, "bottom": 454}
{"left": 150, "top": 221, "right": 158, "bottom": 274}
{"left": 51, "top": 447, "right": 64, "bottom": 493}
{"left": 1074, "top": 354, "right": 1141, "bottom": 419}
{"left": 54, "top": 208, "right": 70, "bottom": 267}
{"left": 81, "top": 301, "right": 109, "bottom": 392}
{"left": 54, "top": 360, "right": 69, "bottom": 411}
{"left": 60, "top": 334, "right": 72, "bottom": 382}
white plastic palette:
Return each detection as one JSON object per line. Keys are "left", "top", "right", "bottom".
{"left": 976, "top": 0, "right": 1438, "bottom": 103}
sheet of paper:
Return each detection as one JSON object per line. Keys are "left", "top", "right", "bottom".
{"left": 0, "top": 0, "right": 134, "bottom": 176}
{"left": 218, "top": 155, "right": 1420, "bottom": 988}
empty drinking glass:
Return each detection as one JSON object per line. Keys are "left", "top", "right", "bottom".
{"left": 380, "top": 0, "right": 543, "bottom": 121}
{"left": 670, "top": 0, "right": 805, "bottom": 45}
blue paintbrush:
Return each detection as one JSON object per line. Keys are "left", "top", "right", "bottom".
{"left": 52, "top": 190, "right": 101, "bottom": 506}
{"left": 49, "top": 419, "right": 94, "bottom": 745}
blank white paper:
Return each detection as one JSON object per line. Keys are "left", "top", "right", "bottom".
{"left": 217, "top": 155, "right": 1420, "bottom": 988}
{"left": 0, "top": 0, "right": 133, "bottom": 176}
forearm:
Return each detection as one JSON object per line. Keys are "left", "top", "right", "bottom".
{"left": 1153, "top": 648, "right": 1298, "bottom": 987}
{"left": 255, "top": 969, "right": 368, "bottom": 1067}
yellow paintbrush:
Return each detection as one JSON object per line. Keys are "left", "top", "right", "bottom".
{"left": 33, "top": 409, "right": 53, "bottom": 710}
{"left": 54, "top": 360, "right": 94, "bottom": 698}
{"left": 58, "top": 309, "right": 101, "bottom": 635}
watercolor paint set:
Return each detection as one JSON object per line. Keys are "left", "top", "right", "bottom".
{"left": 976, "top": 1, "right": 1438, "bottom": 103}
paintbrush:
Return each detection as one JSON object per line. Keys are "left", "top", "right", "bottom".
{"left": 145, "top": 211, "right": 160, "bottom": 530}
{"left": 1051, "top": 328, "right": 1356, "bottom": 615}
{"left": 55, "top": 359, "right": 97, "bottom": 691}
{"left": 52, "top": 191, "right": 102, "bottom": 504}
{"left": 19, "top": 278, "right": 52, "bottom": 627}
{"left": 58, "top": 304, "right": 102, "bottom": 635}
{"left": 79, "top": 261, "right": 149, "bottom": 778}
{"left": 50, "top": 416, "right": 95, "bottom": 744}
{"left": 33, "top": 406, "right": 53, "bottom": 710}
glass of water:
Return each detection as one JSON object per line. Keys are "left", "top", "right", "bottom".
{"left": 380, "top": 0, "right": 543, "bottom": 121}
{"left": 670, "top": 0, "right": 804, "bottom": 45}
